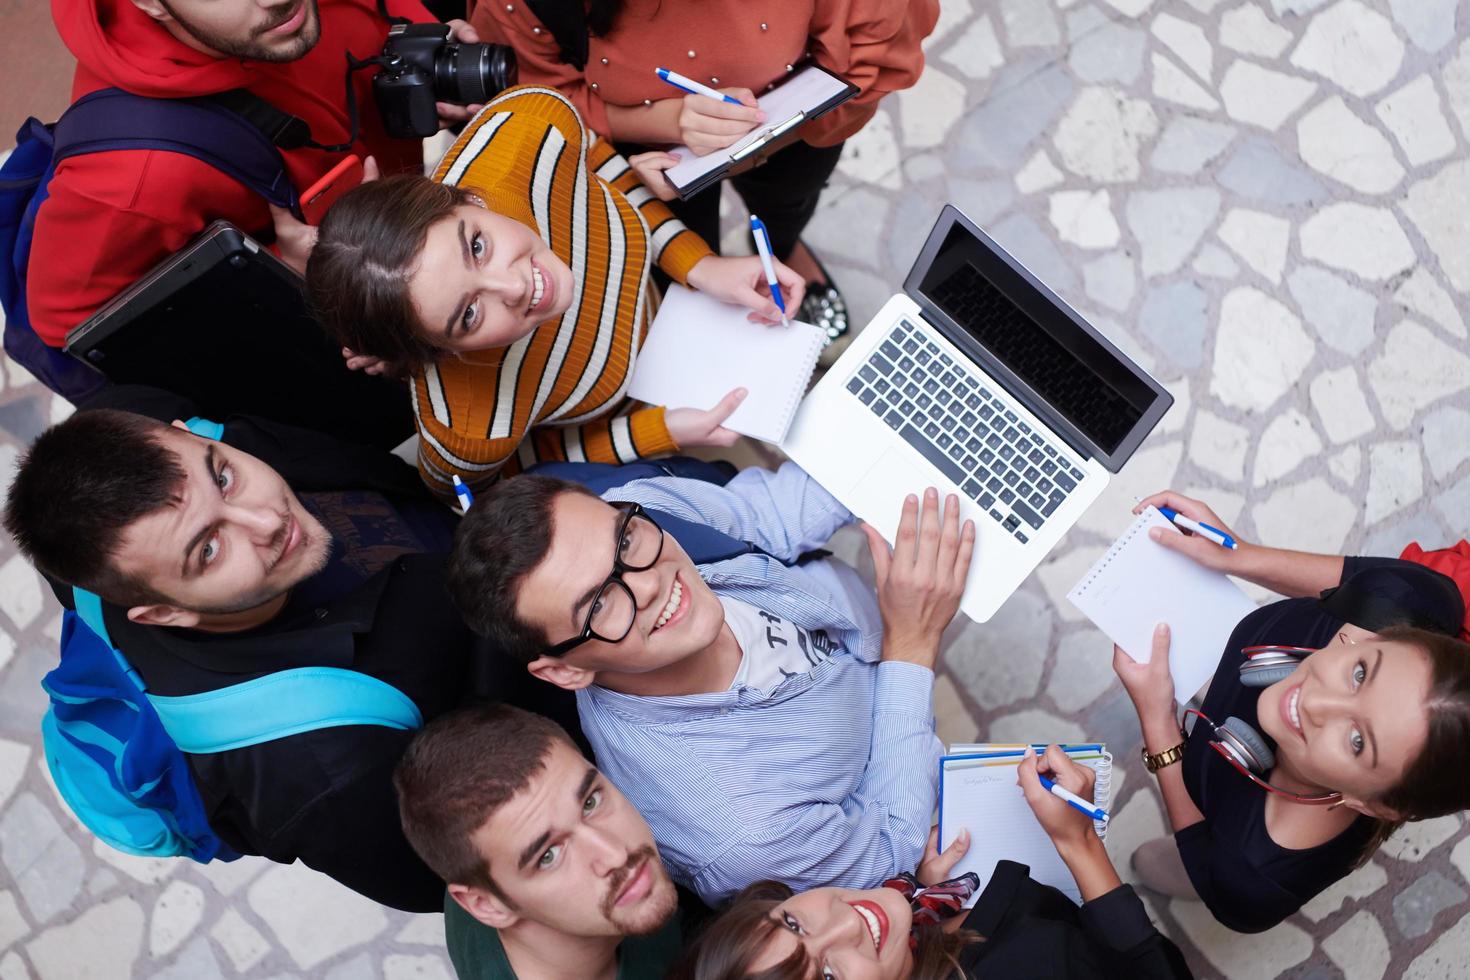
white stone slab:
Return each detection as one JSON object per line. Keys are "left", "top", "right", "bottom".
{"left": 1394, "top": 267, "right": 1466, "bottom": 339}
{"left": 1406, "top": 909, "right": 1470, "bottom": 979}
{"left": 1126, "top": 188, "right": 1221, "bottom": 276}
{"left": 1445, "top": 38, "right": 1470, "bottom": 136}
{"left": 1171, "top": 897, "right": 1313, "bottom": 978}
{"left": 1217, "top": 208, "right": 1290, "bottom": 283}
{"left": 91, "top": 838, "right": 177, "bottom": 885}
{"left": 1367, "top": 320, "right": 1470, "bottom": 429}
{"left": 986, "top": 708, "right": 1088, "bottom": 744}
{"left": 395, "top": 914, "right": 447, "bottom": 947}
{"left": 1192, "top": 243, "right": 1239, "bottom": 279}
{"left": 1297, "top": 95, "right": 1404, "bottom": 193}
{"left": 25, "top": 897, "right": 143, "bottom": 980}
{"left": 1015, "top": 149, "right": 1063, "bottom": 194}
{"left": 248, "top": 863, "right": 389, "bottom": 970}
{"left": 1299, "top": 203, "right": 1414, "bottom": 281}
{"left": 1365, "top": 441, "right": 1423, "bottom": 523}
{"left": 1151, "top": 53, "right": 1219, "bottom": 110}
{"left": 1048, "top": 190, "right": 1120, "bottom": 248}
{"left": 1289, "top": 0, "right": 1405, "bottom": 97}
{"left": 1288, "top": 265, "right": 1377, "bottom": 355}
{"left": 1211, "top": 288, "right": 1315, "bottom": 412}
{"left": 1103, "top": 0, "right": 1155, "bottom": 16}
{"left": 0, "top": 892, "right": 27, "bottom": 957}
{"left": 0, "top": 952, "right": 22, "bottom": 980}
{"left": 999, "top": 0, "right": 1060, "bottom": 47}
{"left": 210, "top": 908, "right": 272, "bottom": 973}
{"left": 836, "top": 112, "right": 900, "bottom": 191}
{"left": 896, "top": 66, "right": 966, "bottom": 150}
{"left": 1252, "top": 477, "right": 1358, "bottom": 553}
{"left": 1103, "top": 789, "right": 1167, "bottom": 888}
{"left": 0, "top": 793, "right": 84, "bottom": 926}
{"left": 1300, "top": 859, "right": 1387, "bottom": 920}
{"left": 1254, "top": 410, "right": 1322, "bottom": 486}
{"left": 148, "top": 880, "right": 205, "bottom": 958}
{"left": 1381, "top": 814, "right": 1464, "bottom": 862}
{"left": 929, "top": 0, "right": 974, "bottom": 43}
{"left": 1324, "top": 909, "right": 1390, "bottom": 980}
{"left": 0, "top": 557, "right": 44, "bottom": 633}
{"left": 1375, "top": 75, "right": 1456, "bottom": 167}
{"left": 1047, "top": 628, "right": 1118, "bottom": 713}
{"left": 1310, "top": 367, "right": 1377, "bottom": 444}
{"left": 1152, "top": 13, "right": 1214, "bottom": 81}
{"left": 1221, "top": 3, "right": 1294, "bottom": 58}
{"left": 1220, "top": 60, "right": 1317, "bottom": 128}
{"left": 0, "top": 740, "right": 29, "bottom": 813}
{"left": 1388, "top": 0, "right": 1459, "bottom": 52}
{"left": 1422, "top": 407, "right": 1470, "bottom": 480}
{"left": 1053, "top": 87, "right": 1159, "bottom": 183}
{"left": 1189, "top": 410, "right": 1251, "bottom": 481}
{"left": 1036, "top": 546, "right": 1109, "bottom": 623}
{"left": 939, "top": 15, "right": 1004, "bottom": 81}
{"left": 384, "top": 954, "right": 454, "bottom": 980}
{"left": 1150, "top": 117, "right": 1237, "bottom": 175}
{"left": 1401, "top": 159, "right": 1470, "bottom": 293}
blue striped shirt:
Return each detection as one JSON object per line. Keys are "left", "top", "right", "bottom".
{"left": 581, "top": 464, "right": 941, "bottom": 904}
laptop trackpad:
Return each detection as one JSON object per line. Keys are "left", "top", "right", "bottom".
{"left": 855, "top": 447, "right": 955, "bottom": 542}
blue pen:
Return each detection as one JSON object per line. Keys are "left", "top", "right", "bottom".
{"left": 1156, "top": 506, "right": 1236, "bottom": 549}
{"left": 452, "top": 474, "right": 475, "bottom": 515}
{"left": 1038, "top": 774, "right": 1109, "bottom": 824}
{"left": 654, "top": 68, "right": 744, "bottom": 105}
{"left": 749, "top": 215, "right": 789, "bottom": 326}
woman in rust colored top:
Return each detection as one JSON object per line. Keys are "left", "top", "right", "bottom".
{"left": 470, "top": 0, "right": 939, "bottom": 343}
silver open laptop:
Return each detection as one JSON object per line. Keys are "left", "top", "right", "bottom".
{"left": 783, "top": 205, "right": 1173, "bottom": 623}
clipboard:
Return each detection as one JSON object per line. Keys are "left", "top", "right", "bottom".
{"left": 661, "top": 63, "right": 859, "bottom": 199}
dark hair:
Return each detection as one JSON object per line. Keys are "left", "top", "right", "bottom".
{"left": 446, "top": 475, "right": 600, "bottom": 662}
{"left": 1372, "top": 626, "right": 1470, "bottom": 821}
{"left": 668, "top": 880, "right": 977, "bottom": 980}
{"left": 305, "top": 174, "right": 480, "bottom": 365}
{"left": 393, "top": 702, "right": 575, "bottom": 894}
{"left": 585, "top": 0, "right": 629, "bottom": 36}
{"left": 3, "top": 409, "right": 185, "bottom": 607}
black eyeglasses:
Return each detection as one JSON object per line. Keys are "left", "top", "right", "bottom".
{"left": 544, "top": 503, "right": 665, "bottom": 657}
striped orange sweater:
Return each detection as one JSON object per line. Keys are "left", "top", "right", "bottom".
{"left": 411, "top": 86, "right": 712, "bottom": 496}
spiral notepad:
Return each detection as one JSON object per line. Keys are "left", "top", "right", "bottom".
{"left": 1068, "top": 507, "right": 1258, "bottom": 704}
{"left": 628, "top": 285, "right": 825, "bottom": 444}
{"left": 937, "top": 744, "right": 1113, "bottom": 906}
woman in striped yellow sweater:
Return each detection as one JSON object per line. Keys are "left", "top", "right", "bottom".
{"left": 305, "top": 85, "right": 803, "bottom": 498}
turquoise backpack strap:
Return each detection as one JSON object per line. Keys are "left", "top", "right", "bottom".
{"left": 183, "top": 416, "right": 225, "bottom": 440}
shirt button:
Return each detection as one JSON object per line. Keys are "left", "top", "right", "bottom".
{"left": 786, "top": 64, "right": 794, "bottom": 72}
{"left": 504, "top": 2, "right": 512, "bottom": 8}
{"left": 687, "top": 49, "right": 696, "bottom": 58}
{"left": 314, "top": 608, "right": 328, "bottom": 620}
{"left": 601, "top": 57, "right": 609, "bottom": 65}
{"left": 532, "top": 25, "right": 542, "bottom": 34}
{"left": 760, "top": 22, "right": 768, "bottom": 31}
{"left": 643, "top": 98, "right": 653, "bottom": 106}
{"left": 590, "top": 82, "right": 599, "bottom": 91}
{"left": 710, "top": 77, "right": 719, "bottom": 85}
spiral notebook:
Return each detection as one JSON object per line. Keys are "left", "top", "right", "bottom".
{"left": 1067, "top": 507, "right": 1258, "bottom": 704}
{"left": 628, "top": 284, "right": 825, "bottom": 444}
{"left": 937, "top": 744, "right": 1112, "bottom": 906}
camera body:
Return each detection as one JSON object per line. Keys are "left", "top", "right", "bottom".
{"left": 373, "top": 23, "right": 516, "bottom": 139}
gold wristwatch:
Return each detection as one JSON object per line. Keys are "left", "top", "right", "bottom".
{"left": 1142, "top": 739, "right": 1186, "bottom": 773}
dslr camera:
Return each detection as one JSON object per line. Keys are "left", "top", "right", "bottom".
{"left": 374, "top": 23, "right": 516, "bottom": 139}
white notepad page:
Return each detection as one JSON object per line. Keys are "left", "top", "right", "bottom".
{"left": 627, "top": 285, "right": 825, "bottom": 444}
{"left": 1067, "top": 508, "right": 1258, "bottom": 704}
{"left": 938, "top": 751, "right": 1113, "bottom": 906}
{"left": 664, "top": 66, "right": 853, "bottom": 189}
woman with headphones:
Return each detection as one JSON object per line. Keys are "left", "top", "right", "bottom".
{"left": 1116, "top": 491, "right": 1470, "bottom": 933}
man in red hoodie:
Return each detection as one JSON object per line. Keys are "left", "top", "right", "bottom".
{"left": 29, "top": 0, "right": 478, "bottom": 348}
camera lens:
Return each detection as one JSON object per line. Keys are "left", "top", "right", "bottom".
{"left": 435, "top": 42, "right": 517, "bottom": 107}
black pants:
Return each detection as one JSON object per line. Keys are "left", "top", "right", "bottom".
{"left": 617, "top": 138, "right": 846, "bottom": 261}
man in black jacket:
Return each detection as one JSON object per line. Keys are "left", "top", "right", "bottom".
{"left": 3, "top": 385, "right": 577, "bottom": 912}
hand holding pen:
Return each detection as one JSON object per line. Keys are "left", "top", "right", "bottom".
{"left": 1017, "top": 746, "right": 1107, "bottom": 847}
{"left": 655, "top": 68, "right": 764, "bottom": 155}
{"left": 1133, "top": 490, "right": 1246, "bottom": 573}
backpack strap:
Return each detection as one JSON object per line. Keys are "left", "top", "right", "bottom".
{"left": 50, "top": 88, "right": 301, "bottom": 217}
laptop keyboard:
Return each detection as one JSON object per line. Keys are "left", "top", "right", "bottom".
{"left": 844, "top": 319, "right": 1087, "bottom": 544}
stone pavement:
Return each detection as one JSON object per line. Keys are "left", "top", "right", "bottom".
{"left": 2, "top": 1, "right": 1469, "bottom": 978}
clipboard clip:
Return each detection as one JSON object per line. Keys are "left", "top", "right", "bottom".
{"left": 729, "top": 110, "right": 807, "bottom": 162}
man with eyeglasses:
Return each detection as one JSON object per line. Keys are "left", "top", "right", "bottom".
{"left": 446, "top": 463, "right": 975, "bottom": 904}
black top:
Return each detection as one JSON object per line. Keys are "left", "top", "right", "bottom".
{"left": 58, "top": 387, "right": 580, "bottom": 912}
{"left": 1176, "top": 556, "right": 1464, "bottom": 933}
{"left": 957, "top": 861, "right": 1192, "bottom": 978}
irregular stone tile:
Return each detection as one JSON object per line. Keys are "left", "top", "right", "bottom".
{"left": 149, "top": 880, "right": 205, "bottom": 958}
{"left": 1310, "top": 367, "right": 1377, "bottom": 444}
{"left": 1324, "top": 909, "right": 1390, "bottom": 980}
{"left": 1138, "top": 281, "right": 1209, "bottom": 369}
{"left": 932, "top": 673, "right": 979, "bottom": 750}
{"left": 1402, "top": 160, "right": 1470, "bottom": 293}
{"left": 805, "top": 187, "right": 889, "bottom": 269}
{"left": 395, "top": 914, "right": 447, "bottom": 946}
{"left": 1220, "top": 60, "right": 1317, "bottom": 128}
{"left": 1053, "top": 87, "right": 1159, "bottom": 183}
{"left": 1157, "top": 378, "right": 1191, "bottom": 436}
{"left": 91, "top": 838, "right": 177, "bottom": 885}
{"left": 1152, "top": 12, "right": 1213, "bottom": 81}
{"left": 193, "top": 854, "right": 267, "bottom": 897}
{"left": 1288, "top": 265, "right": 1377, "bottom": 356}
{"left": 0, "top": 646, "right": 53, "bottom": 735}
{"left": 1382, "top": 815, "right": 1465, "bottom": 862}
{"left": 1299, "top": 203, "right": 1415, "bottom": 281}
{"left": 1065, "top": 4, "right": 1108, "bottom": 40}
{"left": 1433, "top": 474, "right": 1470, "bottom": 528}
{"left": 325, "top": 952, "right": 378, "bottom": 980}
{"left": 1103, "top": 788, "right": 1166, "bottom": 888}
{"left": 1301, "top": 859, "right": 1388, "bottom": 920}
{"left": 0, "top": 557, "right": 43, "bottom": 633}
{"left": 1189, "top": 410, "right": 1251, "bottom": 482}
{"left": 0, "top": 952, "right": 26, "bottom": 980}
{"left": 385, "top": 954, "right": 454, "bottom": 980}
{"left": 947, "top": 590, "right": 1051, "bottom": 711}
{"left": 1014, "top": 149, "right": 1063, "bottom": 193}
{"left": 1269, "top": 0, "right": 1333, "bottom": 14}
{"left": 1087, "top": 314, "right": 1156, "bottom": 374}
{"left": 940, "top": 14, "right": 1003, "bottom": 80}
{"left": 1170, "top": 897, "right": 1313, "bottom": 977}
{"left": 1368, "top": 320, "right": 1470, "bottom": 429}
{"left": 929, "top": 0, "right": 974, "bottom": 44}
{"left": 1452, "top": 833, "right": 1470, "bottom": 886}
{"left": 1422, "top": 407, "right": 1470, "bottom": 480}
{"left": 0, "top": 793, "right": 84, "bottom": 925}
{"left": 210, "top": 908, "right": 272, "bottom": 972}
{"left": 836, "top": 111, "right": 900, "bottom": 191}
{"left": 1394, "top": 267, "right": 1466, "bottom": 339}
{"left": 1037, "top": 546, "right": 1109, "bottom": 623}
{"left": 1387, "top": 0, "right": 1458, "bottom": 53}
{"left": 1047, "top": 628, "right": 1117, "bottom": 712}
{"left": 1297, "top": 95, "right": 1405, "bottom": 193}
{"left": 999, "top": 0, "right": 1060, "bottom": 47}
{"left": 25, "top": 896, "right": 143, "bottom": 980}
{"left": 949, "top": 61, "right": 1074, "bottom": 170}
{"left": 248, "top": 862, "right": 389, "bottom": 970}
{"left": 1221, "top": 3, "right": 1294, "bottom": 58}
{"left": 1192, "top": 243, "right": 1239, "bottom": 279}
{"left": 896, "top": 66, "right": 966, "bottom": 150}
{"left": 1182, "top": 486, "right": 1245, "bottom": 527}
{"left": 1361, "top": 511, "right": 1448, "bottom": 559}
{"left": 1328, "top": 445, "right": 1361, "bottom": 485}
{"left": 1445, "top": 38, "right": 1470, "bottom": 136}
{"left": 1126, "top": 188, "right": 1221, "bottom": 276}
{"left": 946, "top": 177, "right": 1015, "bottom": 230}
{"left": 989, "top": 213, "right": 1078, "bottom": 293}
{"left": 1151, "top": 53, "right": 1219, "bottom": 110}
{"left": 1217, "top": 209, "right": 1290, "bottom": 284}
{"left": 1218, "top": 136, "right": 1328, "bottom": 206}
{"left": 1253, "top": 478, "right": 1358, "bottom": 553}
{"left": 1406, "top": 909, "right": 1470, "bottom": 979}
{"left": 902, "top": 152, "right": 946, "bottom": 184}
{"left": 1149, "top": 117, "right": 1237, "bottom": 175}
{"left": 1289, "top": 0, "right": 1404, "bottom": 97}
{"left": 1069, "top": 20, "right": 1147, "bottom": 84}
{"left": 1083, "top": 251, "right": 1135, "bottom": 313}
{"left": 1211, "top": 288, "right": 1315, "bottom": 412}
{"left": 987, "top": 708, "right": 1087, "bottom": 744}
{"left": 1103, "top": 0, "right": 1155, "bottom": 16}
{"left": 1048, "top": 190, "right": 1119, "bottom": 248}
{"left": 1254, "top": 410, "right": 1322, "bottom": 487}
{"left": 154, "top": 937, "right": 226, "bottom": 980}
{"left": 1078, "top": 441, "right": 1184, "bottom": 537}
{"left": 1365, "top": 441, "right": 1423, "bottom": 523}
{"left": 1394, "top": 870, "right": 1468, "bottom": 939}
{"left": 0, "top": 740, "right": 29, "bottom": 812}
{"left": 0, "top": 891, "right": 27, "bottom": 955}
{"left": 1375, "top": 75, "right": 1456, "bottom": 167}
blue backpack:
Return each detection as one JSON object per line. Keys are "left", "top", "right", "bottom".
{"left": 0, "top": 87, "right": 302, "bottom": 403}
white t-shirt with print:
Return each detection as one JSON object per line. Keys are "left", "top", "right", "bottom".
{"left": 721, "top": 595, "right": 839, "bottom": 692}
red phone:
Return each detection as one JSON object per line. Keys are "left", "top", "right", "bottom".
{"left": 300, "top": 154, "right": 364, "bottom": 225}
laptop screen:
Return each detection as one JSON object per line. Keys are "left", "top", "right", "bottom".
{"left": 916, "top": 224, "right": 1158, "bottom": 456}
